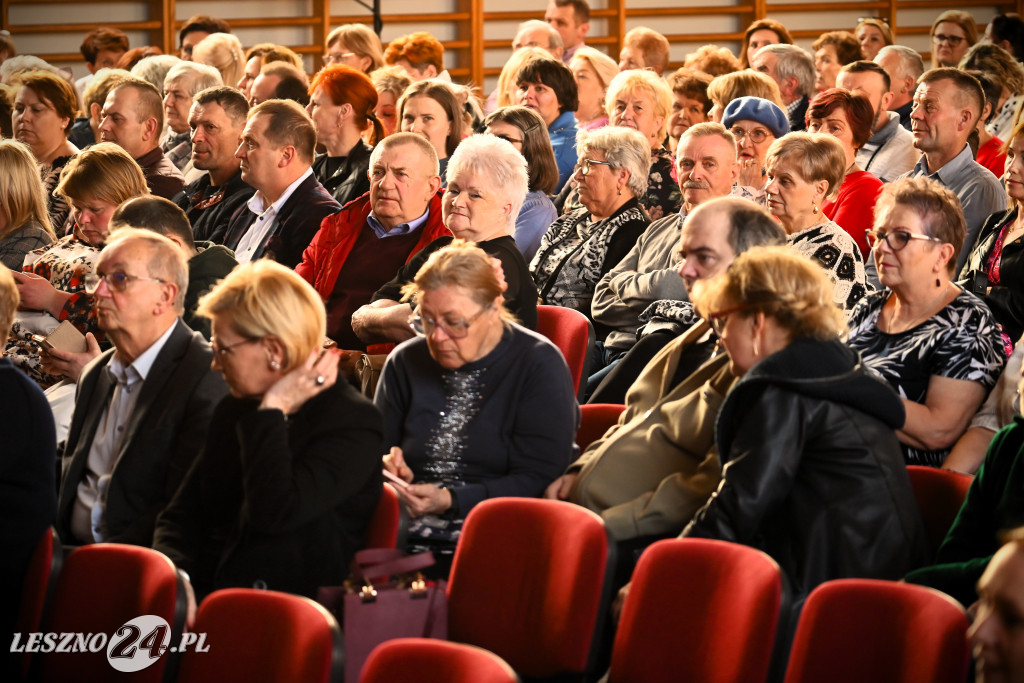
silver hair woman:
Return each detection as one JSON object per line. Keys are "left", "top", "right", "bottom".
{"left": 351, "top": 134, "right": 540, "bottom": 345}
{"left": 531, "top": 126, "right": 651, "bottom": 317}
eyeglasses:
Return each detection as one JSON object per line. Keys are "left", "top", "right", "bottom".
{"left": 730, "top": 126, "right": 771, "bottom": 144}
{"left": 576, "top": 157, "right": 614, "bottom": 175}
{"left": 865, "top": 229, "right": 943, "bottom": 251}
{"left": 409, "top": 305, "right": 492, "bottom": 339}
{"left": 84, "top": 272, "right": 167, "bottom": 294}
{"left": 707, "top": 305, "right": 754, "bottom": 336}
{"left": 211, "top": 337, "right": 262, "bottom": 356}
{"left": 323, "top": 51, "right": 357, "bottom": 64}
{"left": 932, "top": 33, "right": 965, "bottom": 46}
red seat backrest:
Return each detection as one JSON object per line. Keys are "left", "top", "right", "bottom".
{"left": 906, "top": 465, "right": 973, "bottom": 558}
{"left": 783, "top": 578, "right": 970, "bottom": 683}
{"left": 360, "top": 638, "right": 518, "bottom": 683}
{"left": 609, "top": 538, "right": 783, "bottom": 683}
{"left": 577, "top": 403, "right": 626, "bottom": 452}
{"left": 364, "top": 483, "right": 404, "bottom": 549}
{"left": 536, "top": 304, "right": 594, "bottom": 399}
{"left": 447, "top": 498, "right": 611, "bottom": 679}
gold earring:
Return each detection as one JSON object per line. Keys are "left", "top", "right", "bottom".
{"left": 812, "top": 204, "right": 818, "bottom": 214}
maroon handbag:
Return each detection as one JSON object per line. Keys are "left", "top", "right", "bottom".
{"left": 317, "top": 549, "right": 448, "bottom": 682}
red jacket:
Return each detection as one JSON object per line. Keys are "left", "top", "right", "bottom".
{"left": 295, "top": 191, "right": 451, "bottom": 299}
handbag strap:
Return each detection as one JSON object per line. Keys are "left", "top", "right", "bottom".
{"left": 351, "top": 549, "right": 435, "bottom": 581}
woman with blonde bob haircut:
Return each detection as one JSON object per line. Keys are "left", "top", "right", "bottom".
{"left": 377, "top": 241, "right": 576, "bottom": 576}
{"left": 668, "top": 245, "right": 927, "bottom": 607}
{"left": 5, "top": 142, "right": 149, "bottom": 387}
{"left": 154, "top": 259, "right": 384, "bottom": 601}
{"left": 324, "top": 23, "right": 385, "bottom": 73}
{"left": 763, "top": 132, "right": 868, "bottom": 310}
{"left": 0, "top": 139, "right": 54, "bottom": 270}
{"left": 570, "top": 46, "right": 618, "bottom": 131}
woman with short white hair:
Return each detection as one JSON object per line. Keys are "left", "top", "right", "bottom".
{"left": 351, "top": 134, "right": 539, "bottom": 345}
{"left": 532, "top": 126, "right": 651, "bottom": 321}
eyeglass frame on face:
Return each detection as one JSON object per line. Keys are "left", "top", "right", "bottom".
{"left": 865, "top": 228, "right": 943, "bottom": 251}
{"left": 323, "top": 51, "right": 357, "bottom": 64}
{"left": 576, "top": 157, "right": 614, "bottom": 175}
{"left": 707, "top": 304, "right": 755, "bottom": 336}
{"left": 409, "top": 303, "right": 494, "bottom": 339}
{"left": 730, "top": 126, "right": 771, "bottom": 144}
{"left": 84, "top": 271, "right": 167, "bottom": 295}
{"left": 932, "top": 33, "right": 964, "bottom": 46}
{"left": 210, "top": 336, "right": 263, "bottom": 356}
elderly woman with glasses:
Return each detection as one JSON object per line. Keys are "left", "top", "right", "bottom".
{"left": 722, "top": 96, "right": 789, "bottom": 202}
{"left": 531, "top": 127, "right": 651, "bottom": 324}
{"left": 848, "top": 177, "right": 1006, "bottom": 468}
{"left": 931, "top": 10, "right": 976, "bottom": 69}
{"left": 352, "top": 134, "right": 539, "bottom": 345}
{"left": 377, "top": 241, "right": 577, "bottom": 575}
{"left": 154, "top": 259, "right": 383, "bottom": 602}
{"left": 764, "top": 132, "right": 868, "bottom": 310}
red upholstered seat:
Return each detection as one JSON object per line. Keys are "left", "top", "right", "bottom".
{"left": 906, "top": 465, "right": 973, "bottom": 559}
{"left": 783, "top": 578, "right": 970, "bottom": 683}
{"left": 363, "top": 483, "right": 406, "bottom": 550}
{"left": 14, "top": 527, "right": 62, "bottom": 679}
{"left": 35, "top": 543, "right": 185, "bottom": 683}
{"left": 176, "top": 588, "right": 342, "bottom": 683}
{"left": 609, "top": 538, "right": 783, "bottom": 683}
{"left": 447, "top": 498, "right": 612, "bottom": 680}
{"left": 536, "top": 304, "right": 595, "bottom": 400}
{"left": 360, "top": 638, "right": 518, "bottom": 683}
{"left": 577, "top": 403, "right": 626, "bottom": 452}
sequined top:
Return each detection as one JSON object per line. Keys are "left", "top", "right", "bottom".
{"left": 375, "top": 323, "right": 579, "bottom": 556}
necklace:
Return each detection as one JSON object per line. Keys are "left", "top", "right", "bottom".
{"left": 883, "top": 284, "right": 952, "bottom": 334}
{"left": 844, "top": 161, "right": 857, "bottom": 175}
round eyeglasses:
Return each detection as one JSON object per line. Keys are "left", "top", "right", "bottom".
{"left": 865, "top": 229, "right": 942, "bottom": 252}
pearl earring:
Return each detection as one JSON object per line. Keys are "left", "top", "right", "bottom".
{"left": 812, "top": 204, "right": 818, "bottom": 215}
{"left": 269, "top": 359, "right": 280, "bottom": 370}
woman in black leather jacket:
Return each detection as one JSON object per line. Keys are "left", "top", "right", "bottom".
{"left": 682, "top": 246, "right": 928, "bottom": 604}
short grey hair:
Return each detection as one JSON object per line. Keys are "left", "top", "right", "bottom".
{"left": 130, "top": 55, "right": 183, "bottom": 91}
{"left": 369, "top": 131, "right": 440, "bottom": 177}
{"left": 577, "top": 126, "right": 652, "bottom": 198}
{"left": 164, "top": 61, "right": 222, "bottom": 95}
{"left": 756, "top": 44, "right": 815, "bottom": 98}
{"left": 102, "top": 227, "right": 189, "bottom": 314}
{"left": 515, "top": 20, "right": 563, "bottom": 49}
{"left": 875, "top": 45, "right": 925, "bottom": 84}
{"left": 678, "top": 121, "right": 738, "bottom": 163}
{"left": 446, "top": 134, "right": 529, "bottom": 233}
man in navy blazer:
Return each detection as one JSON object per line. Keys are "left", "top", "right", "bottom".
{"left": 218, "top": 99, "right": 341, "bottom": 268}
{"left": 56, "top": 229, "right": 228, "bottom": 547}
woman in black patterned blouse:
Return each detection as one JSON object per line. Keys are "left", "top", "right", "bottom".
{"left": 848, "top": 176, "right": 1006, "bottom": 468}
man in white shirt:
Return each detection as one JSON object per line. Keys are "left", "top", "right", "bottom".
{"left": 221, "top": 99, "right": 340, "bottom": 268}
{"left": 56, "top": 229, "right": 227, "bottom": 547}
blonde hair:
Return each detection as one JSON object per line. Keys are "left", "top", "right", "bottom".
{"left": 56, "top": 142, "right": 149, "bottom": 206}
{"left": 707, "top": 70, "right": 784, "bottom": 111}
{"left": 0, "top": 266, "right": 19, "bottom": 335}
{"left": 326, "top": 24, "right": 385, "bottom": 72}
{"left": 198, "top": 259, "right": 327, "bottom": 373}
{"left": 192, "top": 32, "right": 245, "bottom": 91}
{"left": 0, "top": 139, "right": 53, "bottom": 240}
{"left": 691, "top": 245, "right": 846, "bottom": 342}
{"left": 605, "top": 68, "right": 674, "bottom": 141}
{"left": 569, "top": 46, "right": 618, "bottom": 90}
{"left": 497, "top": 47, "right": 549, "bottom": 109}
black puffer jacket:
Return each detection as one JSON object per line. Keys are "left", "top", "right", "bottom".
{"left": 684, "top": 336, "right": 928, "bottom": 601}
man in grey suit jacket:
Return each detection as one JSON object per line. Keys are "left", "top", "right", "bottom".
{"left": 56, "top": 229, "right": 228, "bottom": 547}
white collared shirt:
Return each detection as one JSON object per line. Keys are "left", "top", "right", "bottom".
{"left": 70, "top": 321, "right": 178, "bottom": 544}
{"left": 235, "top": 167, "right": 313, "bottom": 264}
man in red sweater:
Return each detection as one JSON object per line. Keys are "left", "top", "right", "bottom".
{"left": 295, "top": 132, "right": 450, "bottom": 350}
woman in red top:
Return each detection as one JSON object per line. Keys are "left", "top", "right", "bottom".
{"left": 808, "top": 88, "right": 883, "bottom": 257}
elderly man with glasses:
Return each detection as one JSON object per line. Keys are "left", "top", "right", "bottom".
{"left": 55, "top": 228, "right": 227, "bottom": 549}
